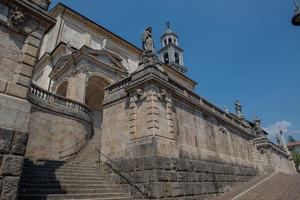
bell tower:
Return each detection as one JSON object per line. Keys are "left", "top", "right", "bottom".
{"left": 158, "top": 22, "right": 187, "bottom": 73}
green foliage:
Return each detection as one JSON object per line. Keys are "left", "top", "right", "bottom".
{"left": 287, "top": 135, "right": 296, "bottom": 143}
{"left": 291, "top": 151, "right": 300, "bottom": 172}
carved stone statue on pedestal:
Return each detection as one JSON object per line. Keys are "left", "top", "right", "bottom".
{"left": 253, "top": 117, "right": 264, "bottom": 137}
{"left": 235, "top": 100, "right": 244, "bottom": 120}
{"left": 142, "top": 27, "right": 154, "bottom": 53}
{"left": 139, "top": 26, "right": 158, "bottom": 66}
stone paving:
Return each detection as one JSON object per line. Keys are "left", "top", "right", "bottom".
{"left": 214, "top": 173, "right": 300, "bottom": 200}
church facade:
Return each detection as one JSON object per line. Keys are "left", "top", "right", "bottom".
{"left": 0, "top": 1, "right": 296, "bottom": 200}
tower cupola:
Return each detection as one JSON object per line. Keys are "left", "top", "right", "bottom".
{"left": 158, "top": 22, "right": 188, "bottom": 74}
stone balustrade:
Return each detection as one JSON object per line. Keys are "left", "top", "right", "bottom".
{"left": 29, "top": 84, "right": 92, "bottom": 122}
{"left": 107, "top": 77, "right": 131, "bottom": 94}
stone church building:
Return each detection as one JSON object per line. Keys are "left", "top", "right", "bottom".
{"left": 0, "top": 1, "right": 296, "bottom": 200}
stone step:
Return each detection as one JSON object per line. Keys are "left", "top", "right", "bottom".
{"left": 21, "top": 183, "right": 122, "bottom": 190}
{"left": 67, "top": 199, "right": 132, "bottom": 200}
{"left": 23, "top": 167, "right": 101, "bottom": 174}
{"left": 24, "top": 160, "right": 65, "bottom": 165}
{"left": 21, "top": 176, "right": 111, "bottom": 182}
{"left": 22, "top": 172, "right": 110, "bottom": 179}
{"left": 21, "top": 179, "right": 114, "bottom": 185}
{"left": 18, "top": 193, "right": 129, "bottom": 200}
{"left": 24, "top": 164, "right": 99, "bottom": 170}
{"left": 24, "top": 162, "right": 98, "bottom": 169}
{"left": 21, "top": 188, "right": 124, "bottom": 195}
{"left": 20, "top": 159, "right": 132, "bottom": 200}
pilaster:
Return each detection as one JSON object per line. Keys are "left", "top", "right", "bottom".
{"left": 66, "top": 71, "right": 88, "bottom": 104}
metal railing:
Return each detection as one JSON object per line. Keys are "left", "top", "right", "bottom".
{"left": 95, "top": 148, "right": 152, "bottom": 199}
{"left": 58, "top": 138, "right": 86, "bottom": 160}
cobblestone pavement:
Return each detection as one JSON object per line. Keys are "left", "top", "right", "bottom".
{"left": 214, "top": 173, "right": 300, "bottom": 200}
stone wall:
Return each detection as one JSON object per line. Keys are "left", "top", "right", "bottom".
{"left": 253, "top": 137, "right": 296, "bottom": 174}
{"left": 270, "top": 148, "right": 294, "bottom": 173}
{"left": 102, "top": 66, "right": 255, "bottom": 167}
{"left": 100, "top": 64, "right": 296, "bottom": 199}
{"left": 26, "top": 105, "right": 92, "bottom": 160}
{"left": 104, "top": 156, "right": 256, "bottom": 199}
{"left": 0, "top": 1, "right": 54, "bottom": 199}
{"left": 0, "top": 0, "right": 54, "bottom": 99}
{"left": 173, "top": 98, "right": 254, "bottom": 167}
{"left": 0, "top": 0, "right": 54, "bottom": 132}
{"left": 0, "top": 128, "right": 28, "bottom": 200}
{"left": 100, "top": 65, "right": 259, "bottom": 199}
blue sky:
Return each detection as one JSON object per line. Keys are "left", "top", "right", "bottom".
{"left": 50, "top": 0, "right": 300, "bottom": 141}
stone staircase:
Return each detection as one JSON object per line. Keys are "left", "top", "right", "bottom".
{"left": 18, "top": 160, "right": 132, "bottom": 200}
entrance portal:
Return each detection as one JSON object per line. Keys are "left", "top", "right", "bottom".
{"left": 85, "top": 76, "right": 110, "bottom": 131}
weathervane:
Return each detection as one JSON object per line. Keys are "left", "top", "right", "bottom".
{"left": 166, "top": 21, "right": 171, "bottom": 29}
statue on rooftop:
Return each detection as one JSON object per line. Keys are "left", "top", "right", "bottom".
{"left": 253, "top": 117, "right": 264, "bottom": 136}
{"left": 235, "top": 100, "right": 244, "bottom": 120}
{"left": 139, "top": 26, "right": 158, "bottom": 66}
{"left": 142, "top": 27, "right": 154, "bottom": 53}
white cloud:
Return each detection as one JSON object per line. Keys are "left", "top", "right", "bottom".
{"left": 289, "top": 130, "right": 300, "bottom": 135}
{"left": 263, "top": 120, "right": 291, "bottom": 142}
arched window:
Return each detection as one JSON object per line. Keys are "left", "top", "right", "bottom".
{"left": 168, "top": 38, "right": 172, "bottom": 44}
{"left": 164, "top": 53, "right": 169, "bottom": 64}
{"left": 175, "top": 52, "right": 180, "bottom": 64}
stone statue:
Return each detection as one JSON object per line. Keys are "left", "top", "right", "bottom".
{"left": 234, "top": 100, "right": 244, "bottom": 120}
{"left": 254, "top": 117, "right": 260, "bottom": 129}
{"left": 139, "top": 26, "right": 158, "bottom": 66}
{"left": 254, "top": 117, "right": 263, "bottom": 136}
{"left": 142, "top": 27, "right": 154, "bottom": 53}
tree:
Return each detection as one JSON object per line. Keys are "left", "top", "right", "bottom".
{"left": 291, "top": 151, "right": 300, "bottom": 173}
{"left": 287, "top": 135, "right": 296, "bottom": 143}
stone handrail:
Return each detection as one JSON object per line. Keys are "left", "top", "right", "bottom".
{"left": 29, "top": 84, "right": 92, "bottom": 121}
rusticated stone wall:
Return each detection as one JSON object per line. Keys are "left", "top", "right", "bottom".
{"left": 106, "top": 156, "right": 256, "bottom": 199}
{"left": 0, "top": 128, "right": 28, "bottom": 200}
